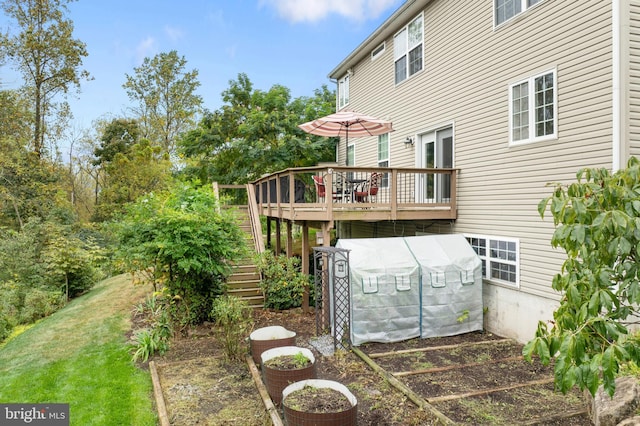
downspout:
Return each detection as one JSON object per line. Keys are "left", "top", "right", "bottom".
{"left": 612, "top": 0, "right": 624, "bottom": 172}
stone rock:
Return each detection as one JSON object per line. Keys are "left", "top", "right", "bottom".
{"left": 590, "top": 376, "right": 640, "bottom": 426}
{"left": 618, "top": 416, "right": 640, "bottom": 426}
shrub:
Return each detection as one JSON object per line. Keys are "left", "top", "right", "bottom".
{"left": 116, "top": 182, "right": 247, "bottom": 327}
{"left": 19, "top": 288, "right": 64, "bottom": 324}
{"left": 0, "top": 310, "right": 14, "bottom": 342}
{"left": 131, "top": 328, "right": 169, "bottom": 362}
{"left": 131, "top": 294, "right": 173, "bottom": 362}
{"left": 211, "top": 296, "right": 253, "bottom": 361}
{"left": 256, "top": 251, "right": 310, "bottom": 310}
{"left": 525, "top": 157, "right": 640, "bottom": 397}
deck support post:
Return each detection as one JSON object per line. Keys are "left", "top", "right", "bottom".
{"left": 275, "top": 219, "right": 281, "bottom": 254}
{"left": 286, "top": 220, "right": 293, "bottom": 258}
{"left": 301, "top": 222, "right": 310, "bottom": 313}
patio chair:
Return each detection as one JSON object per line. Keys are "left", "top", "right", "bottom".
{"left": 314, "top": 174, "right": 344, "bottom": 203}
{"left": 312, "top": 175, "right": 327, "bottom": 202}
{"left": 354, "top": 172, "right": 381, "bottom": 203}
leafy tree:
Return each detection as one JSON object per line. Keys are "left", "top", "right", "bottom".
{"left": 0, "top": 0, "right": 90, "bottom": 158}
{"left": 0, "top": 138, "right": 68, "bottom": 229}
{"left": 43, "top": 233, "right": 103, "bottom": 300}
{"left": 0, "top": 89, "right": 32, "bottom": 143}
{"left": 93, "top": 118, "right": 140, "bottom": 166}
{"left": 115, "top": 182, "right": 248, "bottom": 328}
{"left": 524, "top": 157, "right": 640, "bottom": 397}
{"left": 123, "top": 50, "right": 202, "bottom": 157}
{"left": 179, "top": 73, "right": 336, "bottom": 184}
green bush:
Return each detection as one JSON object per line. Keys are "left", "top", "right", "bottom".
{"left": 19, "top": 288, "right": 64, "bottom": 324}
{"left": 255, "top": 251, "right": 310, "bottom": 310}
{"left": 211, "top": 295, "right": 253, "bottom": 361}
{"left": 116, "top": 182, "right": 247, "bottom": 327}
{"left": 0, "top": 309, "right": 14, "bottom": 342}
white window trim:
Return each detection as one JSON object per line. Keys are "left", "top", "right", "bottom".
{"left": 393, "top": 12, "right": 424, "bottom": 85}
{"left": 465, "top": 234, "right": 520, "bottom": 288}
{"left": 338, "top": 74, "right": 349, "bottom": 110}
{"left": 508, "top": 68, "right": 557, "bottom": 146}
{"left": 377, "top": 133, "right": 390, "bottom": 188}
{"left": 494, "top": 0, "right": 544, "bottom": 29}
{"left": 371, "top": 42, "right": 386, "bottom": 61}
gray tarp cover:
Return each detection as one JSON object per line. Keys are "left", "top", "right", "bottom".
{"left": 336, "top": 234, "right": 483, "bottom": 346}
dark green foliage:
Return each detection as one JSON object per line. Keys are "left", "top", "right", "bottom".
{"left": 524, "top": 157, "right": 640, "bottom": 397}
{"left": 0, "top": 309, "right": 12, "bottom": 342}
{"left": 116, "top": 182, "right": 248, "bottom": 328}
{"left": 178, "top": 73, "right": 337, "bottom": 184}
{"left": 256, "top": 251, "right": 310, "bottom": 310}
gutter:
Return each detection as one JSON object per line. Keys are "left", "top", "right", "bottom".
{"left": 612, "top": 0, "right": 621, "bottom": 171}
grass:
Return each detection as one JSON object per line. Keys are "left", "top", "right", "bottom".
{"left": 0, "top": 274, "right": 157, "bottom": 425}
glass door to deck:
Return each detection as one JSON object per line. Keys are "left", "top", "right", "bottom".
{"left": 419, "top": 127, "right": 453, "bottom": 203}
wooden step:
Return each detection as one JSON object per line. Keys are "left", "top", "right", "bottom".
{"left": 227, "top": 287, "right": 263, "bottom": 298}
{"left": 228, "top": 271, "right": 260, "bottom": 281}
{"left": 227, "top": 279, "right": 262, "bottom": 290}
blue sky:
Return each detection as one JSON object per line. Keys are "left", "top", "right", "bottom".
{"left": 1, "top": 0, "right": 403, "bottom": 129}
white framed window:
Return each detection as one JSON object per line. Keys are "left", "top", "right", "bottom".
{"left": 377, "top": 133, "right": 389, "bottom": 188}
{"left": 338, "top": 74, "right": 349, "bottom": 109}
{"left": 347, "top": 143, "right": 355, "bottom": 167}
{"left": 371, "top": 42, "right": 385, "bottom": 61}
{"left": 509, "top": 69, "right": 556, "bottom": 145}
{"left": 495, "top": 0, "right": 542, "bottom": 26}
{"left": 466, "top": 235, "right": 519, "bottom": 287}
{"left": 394, "top": 13, "right": 423, "bottom": 85}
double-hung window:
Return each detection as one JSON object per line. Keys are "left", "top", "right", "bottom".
{"left": 338, "top": 74, "right": 349, "bottom": 109}
{"left": 495, "top": 0, "right": 542, "bottom": 26}
{"left": 510, "top": 70, "right": 556, "bottom": 145}
{"left": 466, "top": 235, "right": 519, "bottom": 287}
{"left": 377, "top": 133, "right": 389, "bottom": 188}
{"left": 394, "top": 13, "right": 423, "bottom": 84}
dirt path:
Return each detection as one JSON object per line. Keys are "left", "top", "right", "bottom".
{"left": 150, "top": 308, "right": 590, "bottom": 425}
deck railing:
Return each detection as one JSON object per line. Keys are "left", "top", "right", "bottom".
{"left": 251, "top": 166, "right": 457, "bottom": 223}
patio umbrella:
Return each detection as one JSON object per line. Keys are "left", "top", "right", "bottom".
{"left": 298, "top": 111, "right": 394, "bottom": 165}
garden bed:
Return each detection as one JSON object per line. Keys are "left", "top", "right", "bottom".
{"left": 150, "top": 308, "right": 590, "bottom": 425}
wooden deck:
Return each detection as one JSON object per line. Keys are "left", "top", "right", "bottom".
{"left": 251, "top": 166, "right": 458, "bottom": 225}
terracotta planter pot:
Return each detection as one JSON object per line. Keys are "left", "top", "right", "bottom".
{"left": 249, "top": 326, "right": 296, "bottom": 365}
{"left": 283, "top": 379, "right": 358, "bottom": 426}
{"left": 261, "top": 346, "right": 316, "bottom": 406}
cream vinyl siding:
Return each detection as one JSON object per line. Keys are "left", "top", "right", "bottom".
{"left": 630, "top": 1, "right": 640, "bottom": 156}
{"left": 342, "top": 0, "right": 613, "bottom": 300}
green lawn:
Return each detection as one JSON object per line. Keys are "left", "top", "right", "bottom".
{"left": 0, "top": 275, "right": 157, "bottom": 425}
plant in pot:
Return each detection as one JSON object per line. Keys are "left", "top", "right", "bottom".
{"left": 282, "top": 379, "right": 358, "bottom": 426}
{"left": 260, "top": 346, "right": 316, "bottom": 405}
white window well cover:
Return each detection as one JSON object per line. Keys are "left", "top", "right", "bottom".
{"left": 336, "top": 234, "right": 483, "bottom": 346}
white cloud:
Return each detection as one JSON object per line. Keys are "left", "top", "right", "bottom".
{"left": 135, "top": 36, "right": 157, "bottom": 64}
{"left": 258, "top": 0, "right": 400, "bottom": 23}
{"left": 164, "top": 25, "right": 184, "bottom": 43}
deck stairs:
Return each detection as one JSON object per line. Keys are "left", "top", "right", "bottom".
{"left": 225, "top": 205, "right": 264, "bottom": 308}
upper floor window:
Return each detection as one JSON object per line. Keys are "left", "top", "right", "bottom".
{"left": 509, "top": 69, "right": 556, "bottom": 145}
{"left": 394, "top": 14, "right": 423, "bottom": 84}
{"left": 495, "top": 0, "right": 542, "bottom": 26}
{"left": 377, "top": 133, "right": 389, "bottom": 188}
{"left": 466, "top": 235, "right": 519, "bottom": 287}
{"left": 338, "top": 74, "right": 349, "bottom": 109}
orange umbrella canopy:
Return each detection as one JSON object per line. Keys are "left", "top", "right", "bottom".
{"left": 298, "top": 111, "right": 394, "bottom": 165}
